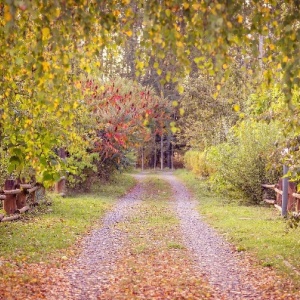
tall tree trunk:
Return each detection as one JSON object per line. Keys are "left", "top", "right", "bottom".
{"left": 160, "top": 135, "right": 164, "bottom": 170}
{"left": 259, "top": 35, "right": 264, "bottom": 70}
{"left": 171, "top": 142, "right": 174, "bottom": 170}
{"left": 167, "top": 134, "right": 172, "bottom": 169}
{"left": 153, "top": 142, "right": 157, "bottom": 169}
{"left": 141, "top": 147, "right": 144, "bottom": 171}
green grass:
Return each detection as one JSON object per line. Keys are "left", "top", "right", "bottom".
{"left": 123, "top": 177, "right": 180, "bottom": 251}
{"left": 175, "top": 169, "right": 300, "bottom": 283}
{"left": 0, "top": 173, "right": 136, "bottom": 263}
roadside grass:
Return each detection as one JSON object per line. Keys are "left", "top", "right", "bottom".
{"left": 0, "top": 173, "right": 136, "bottom": 263}
{"left": 175, "top": 169, "right": 300, "bottom": 283}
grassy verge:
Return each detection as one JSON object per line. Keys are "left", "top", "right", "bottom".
{"left": 0, "top": 173, "right": 136, "bottom": 263}
{"left": 175, "top": 169, "right": 300, "bottom": 283}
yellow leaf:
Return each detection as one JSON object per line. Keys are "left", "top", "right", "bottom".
{"left": 75, "top": 81, "right": 81, "bottom": 89}
{"left": 166, "top": 72, "right": 171, "bottom": 82}
{"left": 154, "top": 62, "right": 159, "bottom": 69}
{"left": 183, "top": 3, "right": 189, "bottom": 9}
{"left": 63, "top": 55, "right": 69, "bottom": 65}
{"left": 194, "top": 57, "right": 202, "bottom": 64}
{"left": 42, "top": 27, "right": 50, "bottom": 39}
{"left": 222, "top": 64, "right": 228, "bottom": 70}
{"left": 172, "top": 101, "right": 179, "bottom": 107}
{"left": 125, "top": 30, "right": 133, "bottom": 37}
{"left": 212, "top": 92, "right": 218, "bottom": 99}
{"left": 237, "top": 14, "right": 243, "bottom": 23}
{"left": 176, "top": 41, "right": 184, "bottom": 48}
{"left": 113, "top": 10, "right": 120, "bottom": 17}
{"left": 157, "top": 69, "right": 162, "bottom": 75}
{"left": 192, "top": 3, "right": 201, "bottom": 10}
{"left": 217, "top": 84, "right": 221, "bottom": 91}
{"left": 177, "top": 85, "right": 184, "bottom": 94}
{"left": 171, "top": 127, "right": 178, "bottom": 134}
{"left": 283, "top": 56, "right": 289, "bottom": 62}
{"left": 179, "top": 108, "right": 185, "bottom": 116}
{"left": 227, "top": 21, "right": 232, "bottom": 29}
{"left": 269, "top": 44, "right": 275, "bottom": 50}
{"left": 4, "top": 5, "right": 12, "bottom": 22}
{"left": 233, "top": 104, "right": 240, "bottom": 112}
{"left": 55, "top": 8, "right": 61, "bottom": 17}
{"left": 165, "top": 9, "right": 171, "bottom": 17}
{"left": 42, "top": 61, "right": 50, "bottom": 72}
{"left": 136, "top": 61, "right": 144, "bottom": 69}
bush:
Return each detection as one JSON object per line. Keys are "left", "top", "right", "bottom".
{"left": 0, "top": 147, "right": 9, "bottom": 187}
{"left": 184, "top": 150, "right": 209, "bottom": 177}
{"left": 205, "top": 121, "right": 282, "bottom": 204}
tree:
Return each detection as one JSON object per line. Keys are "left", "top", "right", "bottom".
{"left": 1, "top": 0, "right": 299, "bottom": 184}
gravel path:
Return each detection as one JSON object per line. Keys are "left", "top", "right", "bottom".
{"left": 42, "top": 172, "right": 299, "bottom": 299}
{"left": 47, "top": 177, "right": 144, "bottom": 300}
{"left": 162, "top": 173, "right": 299, "bottom": 300}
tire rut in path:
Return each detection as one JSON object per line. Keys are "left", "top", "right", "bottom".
{"left": 162, "top": 173, "right": 298, "bottom": 300}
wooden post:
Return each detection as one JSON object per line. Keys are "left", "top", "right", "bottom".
{"left": 3, "top": 179, "right": 17, "bottom": 215}
{"left": 16, "top": 189, "right": 27, "bottom": 209}
{"left": 282, "top": 165, "right": 289, "bottom": 217}
{"left": 54, "top": 177, "right": 66, "bottom": 196}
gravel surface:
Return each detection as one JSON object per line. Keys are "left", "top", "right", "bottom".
{"left": 47, "top": 177, "right": 144, "bottom": 300}
{"left": 163, "top": 173, "right": 300, "bottom": 300}
{"left": 42, "top": 172, "right": 299, "bottom": 299}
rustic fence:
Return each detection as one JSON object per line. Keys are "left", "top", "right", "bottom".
{"left": 0, "top": 179, "right": 46, "bottom": 222}
{"left": 262, "top": 179, "right": 300, "bottom": 215}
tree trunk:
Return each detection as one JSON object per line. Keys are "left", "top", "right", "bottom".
{"left": 160, "top": 135, "right": 164, "bottom": 170}
{"left": 167, "top": 134, "right": 172, "bottom": 169}
{"left": 153, "top": 143, "right": 157, "bottom": 169}
{"left": 141, "top": 147, "right": 144, "bottom": 171}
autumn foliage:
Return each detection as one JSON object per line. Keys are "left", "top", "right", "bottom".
{"left": 82, "top": 78, "right": 172, "bottom": 167}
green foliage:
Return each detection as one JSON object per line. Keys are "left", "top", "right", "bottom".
{"left": 178, "top": 68, "right": 246, "bottom": 150}
{"left": 66, "top": 152, "right": 98, "bottom": 192}
{"left": 184, "top": 150, "right": 209, "bottom": 177}
{"left": 248, "top": 85, "right": 300, "bottom": 182}
{"left": 0, "top": 147, "right": 9, "bottom": 186}
{"left": 188, "top": 121, "right": 282, "bottom": 204}
{"left": 1, "top": 0, "right": 300, "bottom": 186}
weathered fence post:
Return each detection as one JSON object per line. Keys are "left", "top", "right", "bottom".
{"left": 282, "top": 165, "right": 289, "bottom": 217}
{"left": 3, "top": 179, "right": 17, "bottom": 214}
{"left": 54, "top": 177, "right": 66, "bottom": 196}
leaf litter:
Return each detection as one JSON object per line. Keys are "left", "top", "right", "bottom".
{"left": 1, "top": 172, "right": 300, "bottom": 299}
